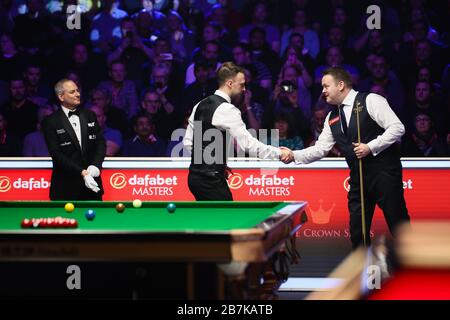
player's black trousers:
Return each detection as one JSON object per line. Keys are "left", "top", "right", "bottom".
{"left": 348, "top": 164, "right": 410, "bottom": 249}
{"left": 188, "top": 170, "right": 233, "bottom": 201}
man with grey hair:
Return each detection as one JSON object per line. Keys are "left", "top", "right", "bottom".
{"left": 42, "top": 79, "right": 106, "bottom": 200}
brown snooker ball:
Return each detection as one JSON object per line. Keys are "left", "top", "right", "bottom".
{"left": 115, "top": 203, "right": 126, "bottom": 213}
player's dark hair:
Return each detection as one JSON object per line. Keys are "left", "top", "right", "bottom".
{"left": 216, "top": 62, "right": 244, "bottom": 87}
{"left": 322, "top": 66, "right": 352, "bottom": 88}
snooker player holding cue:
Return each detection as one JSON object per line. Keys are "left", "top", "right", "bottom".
{"left": 282, "top": 67, "right": 410, "bottom": 249}
{"left": 183, "top": 62, "right": 293, "bottom": 201}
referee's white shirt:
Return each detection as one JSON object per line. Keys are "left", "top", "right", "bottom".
{"left": 62, "top": 106, "right": 82, "bottom": 148}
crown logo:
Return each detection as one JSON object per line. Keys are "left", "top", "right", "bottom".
{"left": 308, "top": 199, "right": 335, "bottom": 224}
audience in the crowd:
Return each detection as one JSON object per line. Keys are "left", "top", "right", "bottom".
{"left": 23, "top": 63, "right": 52, "bottom": 107}
{"left": 279, "top": 46, "right": 313, "bottom": 118}
{"left": 182, "top": 59, "right": 216, "bottom": 112}
{"left": 22, "top": 104, "right": 54, "bottom": 157}
{"left": 122, "top": 112, "right": 166, "bottom": 157}
{"left": 239, "top": 2, "right": 280, "bottom": 53}
{"left": 280, "top": 8, "right": 320, "bottom": 59}
{"left": 0, "top": 111, "right": 21, "bottom": 156}
{"left": 235, "top": 68, "right": 265, "bottom": 131}
{"left": 185, "top": 40, "right": 221, "bottom": 86}
{"left": 0, "top": 76, "right": 39, "bottom": 144}
{"left": 358, "top": 55, "right": 404, "bottom": 117}
{"left": 90, "top": 0, "right": 128, "bottom": 53}
{"left": 99, "top": 59, "right": 140, "bottom": 119}
{"left": 401, "top": 112, "right": 449, "bottom": 157}
{"left": 304, "top": 103, "right": 342, "bottom": 157}
{"left": 0, "top": 0, "right": 447, "bottom": 158}
{"left": 0, "top": 32, "right": 29, "bottom": 82}
{"left": 266, "top": 79, "right": 310, "bottom": 140}
{"left": 140, "top": 87, "right": 178, "bottom": 140}
{"left": 404, "top": 80, "right": 447, "bottom": 136}
{"left": 232, "top": 42, "right": 272, "bottom": 91}
{"left": 271, "top": 113, "right": 304, "bottom": 150}
{"left": 107, "top": 16, "right": 154, "bottom": 87}
{"left": 89, "top": 86, "right": 130, "bottom": 138}
{"left": 90, "top": 104, "right": 123, "bottom": 156}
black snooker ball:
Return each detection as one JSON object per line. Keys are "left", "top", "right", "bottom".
{"left": 166, "top": 203, "right": 176, "bottom": 213}
{"left": 116, "top": 203, "right": 125, "bottom": 213}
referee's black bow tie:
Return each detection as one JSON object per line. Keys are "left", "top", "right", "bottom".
{"left": 68, "top": 109, "right": 80, "bottom": 118}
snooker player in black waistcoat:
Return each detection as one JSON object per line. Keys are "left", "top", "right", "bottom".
{"left": 284, "top": 67, "right": 410, "bottom": 249}
{"left": 42, "top": 79, "right": 106, "bottom": 200}
{"left": 183, "top": 62, "right": 292, "bottom": 200}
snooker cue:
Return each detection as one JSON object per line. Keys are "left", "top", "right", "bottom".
{"left": 355, "top": 101, "right": 367, "bottom": 248}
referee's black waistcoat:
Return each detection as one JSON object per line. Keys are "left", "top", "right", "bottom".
{"left": 329, "top": 92, "right": 401, "bottom": 173}
{"left": 190, "top": 94, "right": 228, "bottom": 173}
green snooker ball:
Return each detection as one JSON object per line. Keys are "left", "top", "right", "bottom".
{"left": 166, "top": 203, "right": 176, "bottom": 213}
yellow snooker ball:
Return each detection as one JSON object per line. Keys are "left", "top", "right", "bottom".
{"left": 132, "top": 199, "right": 142, "bottom": 208}
{"left": 64, "top": 202, "right": 75, "bottom": 213}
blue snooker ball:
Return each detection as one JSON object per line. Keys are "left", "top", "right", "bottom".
{"left": 166, "top": 203, "right": 176, "bottom": 213}
{"left": 85, "top": 209, "right": 96, "bottom": 221}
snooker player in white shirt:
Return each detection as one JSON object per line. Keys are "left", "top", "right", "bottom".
{"left": 282, "top": 66, "right": 410, "bottom": 249}
{"left": 183, "top": 62, "right": 292, "bottom": 201}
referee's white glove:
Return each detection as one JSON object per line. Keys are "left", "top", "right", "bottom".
{"left": 83, "top": 174, "right": 100, "bottom": 193}
{"left": 87, "top": 165, "right": 100, "bottom": 177}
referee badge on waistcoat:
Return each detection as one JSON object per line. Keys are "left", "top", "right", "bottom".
{"left": 329, "top": 116, "right": 340, "bottom": 126}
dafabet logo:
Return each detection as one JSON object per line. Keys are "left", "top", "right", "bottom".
{"left": 110, "top": 173, "right": 127, "bottom": 189}
{"left": 227, "top": 173, "right": 295, "bottom": 196}
{"left": 108, "top": 173, "right": 178, "bottom": 197}
{"left": 227, "top": 173, "right": 244, "bottom": 190}
{"left": 0, "top": 176, "right": 49, "bottom": 192}
{"left": 0, "top": 176, "right": 11, "bottom": 192}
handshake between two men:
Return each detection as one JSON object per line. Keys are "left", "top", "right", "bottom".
{"left": 277, "top": 143, "right": 370, "bottom": 164}
{"left": 279, "top": 147, "right": 295, "bottom": 164}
